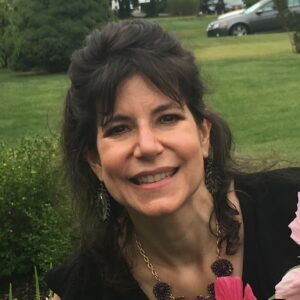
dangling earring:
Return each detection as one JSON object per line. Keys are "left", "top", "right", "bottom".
{"left": 96, "top": 181, "right": 111, "bottom": 222}
{"left": 205, "top": 158, "right": 221, "bottom": 195}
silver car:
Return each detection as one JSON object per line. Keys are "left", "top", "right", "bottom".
{"left": 207, "top": 0, "right": 300, "bottom": 36}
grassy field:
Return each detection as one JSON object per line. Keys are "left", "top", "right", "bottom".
{"left": 0, "top": 16, "right": 299, "bottom": 162}
{"left": 0, "top": 71, "right": 69, "bottom": 143}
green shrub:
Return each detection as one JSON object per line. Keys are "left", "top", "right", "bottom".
{"left": 167, "top": 0, "right": 198, "bottom": 16}
{"left": 141, "top": 0, "right": 160, "bottom": 17}
{"left": 5, "top": 266, "right": 54, "bottom": 300}
{"left": 0, "top": 1, "right": 15, "bottom": 68}
{"left": 11, "top": 0, "right": 114, "bottom": 72}
{"left": 157, "top": 0, "right": 168, "bottom": 13}
{"left": 0, "top": 137, "right": 75, "bottom": 283}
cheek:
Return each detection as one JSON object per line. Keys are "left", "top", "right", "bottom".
{"left": 173, "top": 132, "right": 204, "bottom": 160}
{"left": 98, "top": 146, "right": 127, "bottom": 203}
{"left": 98, "top": 142, "right": 127, "bottom": 179}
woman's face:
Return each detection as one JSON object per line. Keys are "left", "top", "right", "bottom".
{"left": 88, "top": 74, "right": 211, "bottom": 218}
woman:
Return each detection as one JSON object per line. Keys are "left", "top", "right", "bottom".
{"left": 46, "top": 20, "right": 300, "bottom": 300}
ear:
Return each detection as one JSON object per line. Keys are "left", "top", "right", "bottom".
{"left": 86, "top": 150, "right": 103, "bottom": 181}
{"left": 198, "top": 118, "right": 212, "bottom": 158}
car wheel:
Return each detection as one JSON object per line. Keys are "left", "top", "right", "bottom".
{"left": 230, "top": 24, "right": 248, "bottom": 36}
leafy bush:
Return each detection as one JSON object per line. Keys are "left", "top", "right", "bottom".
{"left": 167, "top": 0, "right": 198, "bottom": 16}
{"left": 140, "top": 0, "right": 161, "bottom": 17}
{"left": 157, "top": 0, "right": 168, "bottom": 14}
{"left": 0, "top": 1, "right": 15, "bottom": 68}
{"left": 5, "top": 266, "right": 54, "bottom": 300}
{"left": 0, "top": 138, "right": 76, "bottom": 289}
{"left": 11, "top": 0, "right": 114, "bottom": 72}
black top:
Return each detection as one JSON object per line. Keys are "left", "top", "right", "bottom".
{"left": 46, "top": 168, "right": 300, "bottom": 300}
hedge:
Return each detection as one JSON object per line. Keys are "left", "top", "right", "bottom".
{"left": 0, "top": 137, "right": 76, "bottom": 298}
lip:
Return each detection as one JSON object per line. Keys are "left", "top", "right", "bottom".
{"left": 131, "top": 167, "right": 178, "bottom": 178}
{"left": 129, "top": 167, "right": 179, "bottom": 188}
{"left": 130, "top": 168, "right": 179, "bottom": 190}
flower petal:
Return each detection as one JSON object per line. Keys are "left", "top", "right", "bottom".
{"left": 243, "top": 283, "right": 257, "bottom": 300}
{"left": 215, "top": 276, "right": 243, "bottom": 300}
{"left": 296, "top": 192, "right": 300, "bottom": 217}
{"left": 275, "top": 267, "right": 300, "bottom": 300}
{"left": 289, "top": 192, "right": 300, "bottom": 245}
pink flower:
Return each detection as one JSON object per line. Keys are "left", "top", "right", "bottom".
{"left": 288, "top": 192, "right": 300, "bottom": 245}
{"left": 275, "top": 266, "right": 300, "bottom": 300}
{"left": 214, "top": 276, "right": 257, "bottom": 300}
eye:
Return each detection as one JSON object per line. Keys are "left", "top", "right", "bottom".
{"left": 159, "top": 114, "right": 182, "bottom": 124}
{"left": 104, "top": 124, "right": 130, "bottom": 136}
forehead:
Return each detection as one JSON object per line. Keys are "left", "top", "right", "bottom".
{"left": 97, "top": 73, "right": 185, "bottom": 126}
{"left": 113, "top": 74, "right": 182, "bottom": 113}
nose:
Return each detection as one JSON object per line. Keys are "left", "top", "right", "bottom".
{"left": 133, "top": 125, "right": 163, "bottom": 159}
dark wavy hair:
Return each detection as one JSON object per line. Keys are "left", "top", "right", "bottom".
{"left": 62, "top": 19, "right": 240, "bottom": 290}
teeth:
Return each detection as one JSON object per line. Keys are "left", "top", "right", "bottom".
{"left": 136, "top": 171, "right": 174, "bottom": 184}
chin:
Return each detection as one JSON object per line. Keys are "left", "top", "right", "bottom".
{"left": 136, "top": 202, "right": 182, "bottom": 218}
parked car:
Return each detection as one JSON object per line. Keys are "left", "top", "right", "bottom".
{"left": 207, "top": 0, "right": 300, "bottom": 37}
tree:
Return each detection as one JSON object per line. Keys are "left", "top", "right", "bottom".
{"left": 288, "top": 13, "right": 300, "bottom": 52}
{"left": 0, "top": 1, "right": 15, "bottom": 68}
{"left": 167, "top": 0, "right": 198, "bottom": 16}
{"left": 11, "top": 0, "right": 114, "bottom": 72}
{"left": 141, "top": 0, "right": 160, "bottom": 17}
{"left": 117, "top": 0, "right": 131, "bottom": 18}
{"left": 148, "top": 0, "right": 158, "bottom": 16}
{"left": 274, "top": 0, "right": 300, "bottom": 53}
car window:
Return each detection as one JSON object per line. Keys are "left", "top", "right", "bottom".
{"left": 225, "top": 0, "right": 244, "bottom": 4}
{"left": 244, "top": 1, "right": 263, "bottom": 13}
{"left": 288, "top": 0, "right": 300, "bottom": 7}
{"left": 261, "top": 1, "right": 274, "bottom": 11}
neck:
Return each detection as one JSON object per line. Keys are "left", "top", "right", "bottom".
{"left": 128, "top": 188, "right": 217, "bottom": 267}
{"left": 126, "top": 181, "right": 244, "bottom": 300}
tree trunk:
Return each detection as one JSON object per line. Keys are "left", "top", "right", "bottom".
{"left": 293, "top": 32, "right": 300, "bottom": 53}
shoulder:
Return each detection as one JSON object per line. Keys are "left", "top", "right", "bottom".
{"left": 235, "top": 167, "right": 300, "bottom": 255}
{"left": 235, "top": 167, "right": 300, "bottom": 189}
{"left": 235, "top": 168, "right": 300, "bottom": 296}
{"left": 235, "top": 167, "right": 300, "bottom": 226}
{"left": 45, "top": 253, "right": 103, "bottom": 299}
{"left": 235, "top": 167, "right": 300, "bottom": 207}
{"left": 235, "top": 167, "right": 300, "bottom": 248}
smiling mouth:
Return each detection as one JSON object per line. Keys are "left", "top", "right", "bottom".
{"left": 131, "top": 168, "right": 178, "bottom": 185}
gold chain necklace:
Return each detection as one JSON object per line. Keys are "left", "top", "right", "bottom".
{"left": 135, "top": 225, "right": 233, "bottom": 300}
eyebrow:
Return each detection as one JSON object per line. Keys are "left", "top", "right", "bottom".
{"left": 152, "top": 102, "right": 183, "bottom": 114}
{"left": 104, "top": 102, "right": 183, "bottom": 127}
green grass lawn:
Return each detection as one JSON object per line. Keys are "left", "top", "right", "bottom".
{"left": 0, "top": 16, "right": 299, "bottom": 162}
{"left": 0, "top": 71, "right": 69, "bottom": 144}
